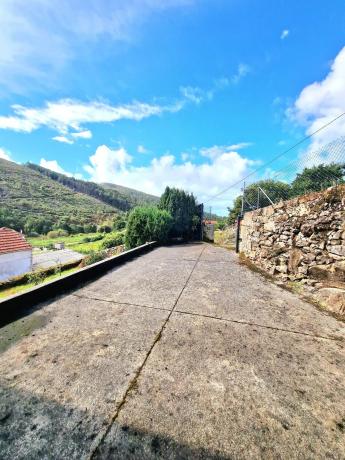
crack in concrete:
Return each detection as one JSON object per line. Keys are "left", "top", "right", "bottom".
{"left": 71, "top": 293, "right": 171, "bottom": 313}
{"left": 173, "top": 309, "right": 344, "bottom": 342}
{"left": 87, "top": 245, "right": 206, "bottom": 459}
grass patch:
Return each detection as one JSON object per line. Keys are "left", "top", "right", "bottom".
{"left": 28, "top": 232, "right": 102, "bottom": 248}
{"left": 0, "top": 266, "right": 79, "bottom": 299}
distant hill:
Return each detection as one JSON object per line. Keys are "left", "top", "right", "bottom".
{"left": 101, "top": 182, "right": 159, "bottom": 206}
{"left": 0, "top": 159, "right": 158, "bottom": 233}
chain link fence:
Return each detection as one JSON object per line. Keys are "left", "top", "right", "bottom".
{"left": 240, "top": 136, "right": 345, "bottom": 213}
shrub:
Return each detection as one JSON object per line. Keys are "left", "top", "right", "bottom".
{"left": 81, "top": 251, "right": 105, "bottom": 266}
{"left": 98, "top": 224, "right": 112, "bottom": 233}
{"left": 82, "top": 234, "right": 104, "bottom": 243}
{"left": 83, "top": 223, "right": 97, "bottom": 233}
{"left": 47, "top": 229, "right": 69, "bottom": 239}
{"left": 112, "top": 215, "right": 127, "bottom": 231}
{"left": 100, "top": 232, "right": 125, "bottom": 249}
{"left": 125, "top": 206, "right": 172, "bottom": 249}
{"left": 27, "top": 271, "right": 46, "bottom": 285}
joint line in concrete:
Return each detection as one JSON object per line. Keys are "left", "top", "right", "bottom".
{"left": 173, "top": 309, "right": 343, "bottom": 342}
{"left": 71, "top": 293, "right": 171, "bottom": 313}
{"left": 87, "top": 245, "right": 206, "bottom": 459}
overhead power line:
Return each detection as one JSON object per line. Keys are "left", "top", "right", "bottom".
{"left": 203, "top": 111, "right": 345, "bottom": 204}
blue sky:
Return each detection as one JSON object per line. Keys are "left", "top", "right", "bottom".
{"left": 0, "top": 0, "right": 345, "bottom": 214}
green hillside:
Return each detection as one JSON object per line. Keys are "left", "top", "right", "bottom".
{"left": 101, "top": 182, "right": 159, "bottom": 206}
{"left": 0, "top": 158, "right": 118, "bottom": 232}
{"left": 1, "top": 159, "right": 159, "bottom": 234}
{"left": 26, "top": 163, "right": 134, "bottom": 211}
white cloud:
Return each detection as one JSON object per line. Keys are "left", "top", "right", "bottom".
{"left": 200, "top": 143, "right": 252, "bottom": 159}
{"left": 52, "top": 135, "right": 74, "bottom": 144}
{"left": 0, "top": 148, "right": 11, "bottom": 161}
{"left": 232, "top": 63, "right": 250, "bottom": 84}
{"left": 280, "top": 29, "right": 289, "bottom": 40}
{"left": 289, "top": 46, "right": 345, "bottom": 150}
{"left": 40, "top": 158, "right": 83, "bottom": 179}
{"left": 180, "top": 86, "right": 213, "bottom": 104}
{"left": 137, "top": 144, "right": 148, "bottom": 154}
{"left": 84, "top": 145, "right": 132, "bottom": 181}
{"left": 84, "top": 144, "right": 254, "bottom": 214}
{"left": 40, "top": 158, "right": 72, "bottom": 176}
{"left": 0, "top": 0, "right": 195, "bottom": 92}
{"left": 0, "top": 98, "right": 180, "bottom": 135}
{"left": 71, "top": 130, "right": 92, "bottom": 139}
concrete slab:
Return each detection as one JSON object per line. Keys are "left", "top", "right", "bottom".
{"left": 32, "top": 249, "right": 84, "bottom": 270}
{"left": 177, "top": 246, "right": 345, "bottom": 340}
{"left": 76, "top": 256, "right": 198, "bottom": 309}
{"left": 1, "top": 243, "right": 344, "bottom": 459}
{"left": 95, "top": 312, "right": 345, "bottom": 459}
{"left": 0, "top": 294, "right": 169, "bottom": 459}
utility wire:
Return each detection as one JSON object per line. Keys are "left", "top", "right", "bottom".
{"left": 203, "top": 111, "right": 345, "bottom": 203}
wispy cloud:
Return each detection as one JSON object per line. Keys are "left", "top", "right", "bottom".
{"left": 200, "top": 143, "right": 252, "bottom": 159}
{"left": 0, "top": 0, "right": 196, "bottom": 92}
{"left": 71, "top": 130, "right": 92, "bottom": 139}
{"left": 180, "top": 86, "right": 213, "bottom": 104}
{"left": 52, "top": 135, "right": 74, "bottom": 145}
{"left": 0, "top": 98, "right": 182, "bottom": 136}
{"left": 231, "top": 63, "right": 251, "bottom": 84}
{"left": 280, "top": 29, "right": 289, "bottom": 40}
{"left": 137, "top": 144, "right": 148, "bottom": 154}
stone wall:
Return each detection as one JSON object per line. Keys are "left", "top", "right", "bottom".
{"left": 240, "top": 186, "right": 345, "bottom": 314}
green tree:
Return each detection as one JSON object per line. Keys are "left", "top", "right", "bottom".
{"left": 158, "top": 186, "right": 200, "bottom": 239}
{"left": 227, "top": 179, "right": 291, "bottom": 224}
{"left": 125, "top": 206, "right": 173, "bottom": 249}
{"left": 290, "top": 163, "right": 345, "bottom": 197}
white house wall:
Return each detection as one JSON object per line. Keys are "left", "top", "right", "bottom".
{"left": 0, "top": 250, "right": 32, "bottom": 281}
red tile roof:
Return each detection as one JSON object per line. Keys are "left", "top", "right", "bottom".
{"left": 0, "top": 227, "right": 32, "bottom": 255}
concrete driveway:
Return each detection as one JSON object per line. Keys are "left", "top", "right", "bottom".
{"left": 32, "top": 249, "right": 84, "bottom": 270}
{"left": 0, "top": 244, "right": 344, "bottom": 459}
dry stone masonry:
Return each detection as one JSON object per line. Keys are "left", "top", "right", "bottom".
{"left": 240, "top": 185, "right": 345, "bottom": 315}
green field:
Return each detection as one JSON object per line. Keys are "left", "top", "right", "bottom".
{"left": 28, "top": 231, "right": 125, "bottom": 254}
{"left": 28, "top": 232, "right": 101, "bottom": 248}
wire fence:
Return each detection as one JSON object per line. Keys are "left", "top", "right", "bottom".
{"left": 240, "top": 135, "right": 345, "bottom": 214}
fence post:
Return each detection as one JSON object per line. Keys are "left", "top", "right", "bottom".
{"left": 235, "top": 214, "right": 242, "bottom": 253}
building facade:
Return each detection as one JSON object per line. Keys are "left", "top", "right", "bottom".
{"left": 0, "top": 228, "right": 32, "bottom": 281}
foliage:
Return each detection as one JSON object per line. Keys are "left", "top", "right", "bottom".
{"left": 112, "top": 214, "right": 127, "bottom": 231}
{"left": 100, "top": 232, "right": 125, "bottom": 249}
{"left": 159, "top": 186, "right": 199, "bottom": 239}
{"left": 26, "top": 163, "right": 133, "bottom": 211}
{"left": 0, "top": 158, "right": 157, "bottom": 235}
{"left": 81, "top": 251, "right": 106, "bottom": 266}
{"left": 125, "top": 206, "right": 173, "bottom": 249}
{"left": 27, "top": 271, "right": 46, "bottom": 285}
{"left": 97, "top": 224, "right": 112, "bottom": 233}
{"left": 47, "top": 229, "right": 69, "bottom": 239}
{"left": 227, "top": 179, "right": 291, "bottom": 224}
{"left": 290, "top": 163, "right": 345, "bottom": 197}
{"left": 101, "top": 182, "right": 159, "bottom": 206}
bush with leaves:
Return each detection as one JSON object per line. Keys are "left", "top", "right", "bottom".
{"left": 100, "top": 232, "right": 125, "bottom": 249}
{"left": 47, "top": 229, "right": 69, "bottom": 239}
{"left": 159, "top": 186, "right": 199, "bottom": 239}
{"left": 125, "top": 206, "right": 172, "bottom": 249}
{"left": 81, "top": 251, "right": 106, "bottom": 266}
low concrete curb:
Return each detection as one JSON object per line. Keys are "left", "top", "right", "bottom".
{"left": 0, "top": 242, "right": 157, "bottom": 323}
